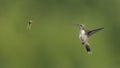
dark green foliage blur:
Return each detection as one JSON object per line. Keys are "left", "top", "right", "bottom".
{"left": 0, "top": 0, "right": 120, "bottom": 68}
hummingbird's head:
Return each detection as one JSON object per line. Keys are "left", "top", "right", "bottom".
{"left": 29, "top": 20, "right": 32, "bottom": 23}
{"left": 79, "top": 24, "right": 85, "bottom": 29}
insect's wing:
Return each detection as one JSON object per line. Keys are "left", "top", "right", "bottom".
{"left": 87, "top": 28, "right": 104, "bottom": 37}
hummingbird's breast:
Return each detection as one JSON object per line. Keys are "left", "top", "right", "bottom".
{"left": 79, "top": 30, "right": 88, "bottom": 42}
{"left": 79, "top": 30, "right": 85, "bottom": 38}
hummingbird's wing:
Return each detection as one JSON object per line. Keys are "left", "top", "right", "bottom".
{"left": 86, "top": 27, "right": 104, "bottom": 37}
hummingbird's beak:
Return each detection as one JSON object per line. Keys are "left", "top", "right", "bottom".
{"left": 73, "top": 24, "right": 80, "bottom": 26}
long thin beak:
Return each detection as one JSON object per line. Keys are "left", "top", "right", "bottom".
{"left": 73, "top": 24, "right": 80, "bottom": 26}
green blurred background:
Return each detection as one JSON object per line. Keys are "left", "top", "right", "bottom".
{"left": 0, "top": 0, "right": 120, "bottom": 68}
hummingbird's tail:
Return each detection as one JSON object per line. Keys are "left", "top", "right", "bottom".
{"left": 85, "top": 45, "right": 92, "bottom": 54}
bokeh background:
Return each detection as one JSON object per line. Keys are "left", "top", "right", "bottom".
{"left": 0, "top": 0, "right": 120, "bottom": 68}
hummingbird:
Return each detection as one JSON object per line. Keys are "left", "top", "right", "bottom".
{"left": 78, "top": 24, "right": 104, "bottom": 54}
{"left": 27, "top": 19, "right": 32, "bottom": 30}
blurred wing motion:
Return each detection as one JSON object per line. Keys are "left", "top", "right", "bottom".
{"left": 87, "top": 27, "right": 104, "bottom": 37}
{"left": 27, "top": 20, "right": 32, "bottom": 30}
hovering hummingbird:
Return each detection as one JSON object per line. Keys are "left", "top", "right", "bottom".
{"left": 27, "top": 20, "right": 32, "bottom": 30}
{"left": 78, "top": 24, "right": 104, "bottom": 54}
